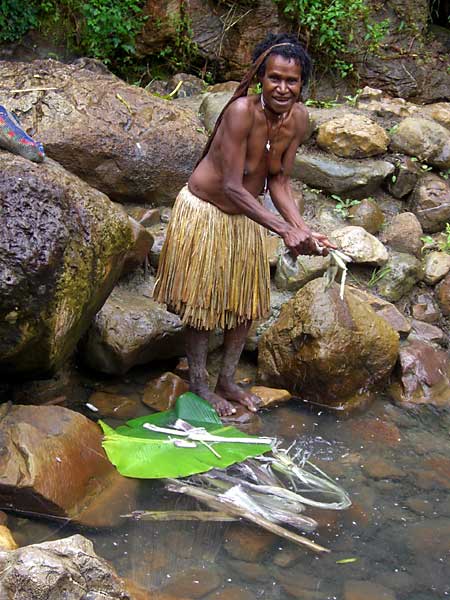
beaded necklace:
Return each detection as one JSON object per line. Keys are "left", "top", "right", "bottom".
{"left": 261, "top": 94, "right": 288, "bottom": 193}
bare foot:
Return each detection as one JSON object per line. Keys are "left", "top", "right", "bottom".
{"left": 215, "top": 380, "right": 261, "bottom": 413}
{"left": 190, "top": 384, "right": 236, "bottom": 417}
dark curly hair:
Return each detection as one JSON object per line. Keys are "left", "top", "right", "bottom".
{"left": 252, "top": 33, "right": 312, "bottom": 88}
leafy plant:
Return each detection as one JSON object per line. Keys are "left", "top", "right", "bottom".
{"left": 0, "top": 0, "right": 38, "bottom": 43}
{"left": 421, "top": 223, "right": 450, "bottom": 254}
{"left": 275, "top": 0, "right": 389, "bottom": 78}
{"left": 344, "top": 89, "right": 362, "bottom": 107}
{"left": 439, "top": 169, "right": 450, "bottom": 180}
{"left": 367, "top": 265, "right": 391, "bottom": 287}
{"left": 305, "top": 98, "right": 339, "bottom": 109}
{"left": 331, "top": 194, "right": 361, "bottom": 219}
{"left": 99, "top": 393, "right": 273, "bottom": 479}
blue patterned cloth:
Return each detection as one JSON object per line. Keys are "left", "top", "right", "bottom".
{"left": 0, "top": 105, "right": 45, "bottom": 163}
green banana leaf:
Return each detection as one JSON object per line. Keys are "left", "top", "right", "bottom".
{"left": 99, "top": 392, "right": 273, "bottom": 479}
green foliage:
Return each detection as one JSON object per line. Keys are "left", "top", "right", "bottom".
{"left": 305, "top": 98, "right": 339, "bottom": 109}
{"left": 344, "top": 89, "right": 362, "bottom": 107}
{"left": 331, "top": 194, "right": 361, "bottom": 219}
{"left": 99, "top": 393, "right": 272, "bottom": 479}
{"left": 367, "top": 265, "right": 391, "bottom": 287}
{"left": 0, "top": 0, "right": 38, "bottom": 43}
{"left": 275, "top": 0, "right": 389, "bottom": 78}
{"left": 421, "top": 223, "right": 450, "bottom": 254}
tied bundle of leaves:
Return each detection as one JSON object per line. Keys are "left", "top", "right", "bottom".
{"left": 99, "top": 393, "right": 273, "bottom": 479}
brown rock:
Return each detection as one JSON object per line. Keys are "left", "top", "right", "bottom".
{"left": 87, "top": 391, "right": 141, "bottom": 419}
{"left": 344, "top": 580, "right": 396, "bottom": 600}
{"left": 411, "top": 174, "right": 450, "bottom": 233}
{"left": 362, "top": 457, "right": 404, "bottom": 480}
{"left": 347, "top": 198, "right": 384, "bottom": 234}
{"left": 121, "top": 216, "right": 153, "bottom": 275}
{"left": 0, "top": 526, "right": 18, "bottom": 551}
{"left": 126, "top": 206, "right": 160, "bottom": 228}
{"left": 272, "top": 547, "right": 301, "bottom": 568}
{"left": 266, "top": 234, "right": 282, "bottom": 267}
{"left": 207, "top": 82, "right": 240, "bottom": 94}
{"left": 386, "top": 156, "right": 420, "bottom": 198}
{"left": 0, "top": 512, "right": 7, "bottom": 526}
{"left": 405, "top": 497, "right": 434, "bottom": 516}
{"left": 421, "top": 102, "right": 450, "bottom": 130}
{"left": 123, "top": 579, "right": 152, "bottom": 600}
{"left": 142, "top": 372, "right": 189, "bottom": 411}
{"left": 0, "top": 59, "right": 207, "bottom": 205}
{"left": 224, "top": 525, "right": 276, "bottom": 562}
{"left": 206, "top": 586, "right": 256, "bottom": 600}
{"left": 414, "top": 456, "right": 450, "bottom": 490}
{"left": 227, "top": 559, "right": 272, "bottom": 583}
{"left": 317, "top": 115, "right": 389, "bottom": 158}
{"left": 389, "top": 339, "right": 450, "bottom": 408}
{"left": 404, "top": 517, "right": 450, "bottom": 558}
{"left": 436, "top": 271, "right": 450, "bottom": 315}
{"left": 383, "top": 212, "right": 423, "bottom": 256}
{"left": 349, "top": 418, "right": 402, "bottom": 447}
{"left": 250, "top": 386, "right": 291, "bottom": 408}
{"left": 411, "top": 292, "right": 441, "bottom": 323}
{"left": 349, "top": 287, "right": 411, "bottom": 335}
{"left": 0, "top": 404, "right": 137, "bottom": 527}
{"left": 422, "top": 250, "right": 450, "bottom": 284}
{"left": 410, "top": 319, "right": 447, "bottom": 346}
{"left": 159, "top": 566, "right": 222, "bottom": 599}
{"left": 391, "top": 117, "right": 450, "bottom": 170}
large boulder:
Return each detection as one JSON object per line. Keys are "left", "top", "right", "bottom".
{"left": 81, "top": 274, "right": 186, "bottom": 374}
{"left": 0, "top": 535, "right": 131, "bottom": 599}
{"left": 390, "top": 118, "right": 450, "bottom": 169}
{"left": 0, "top": 404, "right": 137, "bottom": 527}
{"left": 293, "top": 150, "right": 394, "bottom": 197}
{"left": 0, "top": 153, "right": 133, "bottom": 378}
{"left": 258, "top": 278, "right": 399, "bottom": 408}
{"left": 316, "top": 114, "right": 389, "bottom": 158}
{"left": 0, "top": 58, "right": 206, "bottom": 205}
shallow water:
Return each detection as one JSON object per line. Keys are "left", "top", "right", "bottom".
{"left": 7, "top": 364, "right": 450, "bottom": 600}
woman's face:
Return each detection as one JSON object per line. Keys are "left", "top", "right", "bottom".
{"left": 260, "top": 54, "right": 302, "bottom": 114}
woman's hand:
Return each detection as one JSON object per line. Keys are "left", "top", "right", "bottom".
{"left": 282, "top": 226, "right": 336, "bottom": 257}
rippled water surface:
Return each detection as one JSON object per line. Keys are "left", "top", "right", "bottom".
{"left": 9, "top": 363, "right": 450, "bottom": 600}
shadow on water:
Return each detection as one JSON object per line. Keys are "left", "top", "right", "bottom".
{"left": 6, "top": 362, "right": 450, "bottom": 600}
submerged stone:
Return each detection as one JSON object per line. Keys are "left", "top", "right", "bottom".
{"left": 142, "top": 372, "right": 189, "bottom": 411}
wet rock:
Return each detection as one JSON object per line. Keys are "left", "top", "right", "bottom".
{"left": 390, "top": 117, "right": 450, "bottom": 169}
{"left": 331, "top": 226, "right": 388, "bottom": 265}
{"left": 0, "top": 526, "right": 18, "bottom": 551}
{"left": 158, "top": 566, "right": 222, "bottom": 599}
{"left": 317, "top": 114, "right": 389, "bottom": 158}
{"left": 249, "top": 386, "right": 291, "bottom": 408}
{"left": 383, "top": 212, "right": 423, "bottom": 256}
{"left": 272, "top": 547, "right": 301, "bottom": 568}
{"left": 274, "top": 253, "right": 330, "bottom": 291}
{"left": 224, "top": 525, "right": 276, "bottom": 562}
{"left": 414, "top": 456, "right": 450, "bottom": 491}
{"left": 0, "top": 512, "right": 7, "bottom": 526}
{"left": 411, "top": 174, "right": 450, "bottom": 232}
{"left": 206, "top": 586, "right": 257, "bottom": 600}
{"left": 349, "top": 288, "right": 411, "bottom": 336}
{"left": 410, "top": 319, "right": 447, "bottom": 346}
{"left": 167, "top": 72, "right": 205, "bottom": 98}
{"left": 411, "top": 292, "right": 441, "bottom": 323}
{"left": 226, "top": 559, "right": 273, "bottom": 583}
{"left": 199, "top": 91, "right": 233, "bottom": 133}
{"left": 148, "top": 222, "right": 167, "bottom": 268}
{"left": 81, "top": 275, "right": 185, "bottom": 375}
{"left": 404, "top": 517, "right": 450, "bottom": 559}
{"left": 389, "top": 339, "right": 450, "bottom": 408}
{"left": 0, "top": 534, "right": 130, "bottom": 599}
{"left": 343, "top": 580, "right": 396, "bottom": 600}
{"left": 436, "top": 271, "right": 450, "bottom": 315}
{"left": 423, "top": 251, "right": 450, "bottom": 284}
{"left": 142, "top": 372, "right": 189, "bottom": 411}
{"left": 293, "top": 150, "right": 394, "bottom": 197}
{"left": 123, "top": 579, "right": 152, "bottom": 600}
{"left": 121, "top": 217, "right": 153, "bottom": 276}
{"left": 405, "top": 497, "right": 434, "bottom": 516}
{"left": 376, "top": 252, "right": 423, "bottom": 302}
{"left": 362, "top": 457, "right": 404, "bottom": 480}
{"left": 0, "top": 153, "right": 133, "bottom": 378}
{"left": 125, "top": 206, "right": 160, "bottom": 228}
{"left": 386, "top": 156, "right": 420, "bottom": 198}
{"left": 0, "top": 59, "right": 206, "bottom": 205}
{"left": 222, "top": 406, "right": 263, "bottom": 435}
{"left": 258, "top": 278, "right": 399, "bottom": 408}
{"left": 278, "top": 571, "right": 326, "bottom": 600}
{"left": 86, "top": 391, "right": 141, "bottom": 420}
{"left": 349, "top": 417, "right": 402, "bottom": 447}
{"left": 347, "top": 198, "right": 384, "bottom": 234}
{"left": 245, "top": 286, "right": 294, "bottom": 352}
{"left": 0, "top": 404, "right": 137, "bottom": 526}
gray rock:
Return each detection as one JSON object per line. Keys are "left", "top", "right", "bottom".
{"left": 390, "top": 117, "right": 450, "bottom": 169}
{"left": 349, "top": 287, "right": 411, "bottom": 335}
{"left": 386, "top": 156, "right": 420, "bottom": 198}
{"left": 411, "top": 292, "right": 441, "bottom": 323}
{"left": 436, "top": 271, "right": 450, "bottom": 315}
{"left": 199, "top": 91, "right": 233, "bottom": 132}
{"left": 0, "top": 59, "right": 207, "bottom": 205}
{"left": 347, "top": 198, "right": 385, "bottom": 234}
{"left": 293, "top": 150, "right": 394, "bottom": 196}
{"left": 0, "top": 535, "right": 130, "bottom": 599}
{"left": 423, "top": 251, "right": 450, "bottom": 284}
{"left": 383, "top": 212, "right": 423, "bottom": 256}
{"left": 274, "top": 253, "right": 330, "bottom": 291}
{"left": 376, "top": 252, "right": 423, "bottom": 302}
{"left": 81, "top": 274, "right": 185, "bottom": 375}
{"left": 0, "top": 153, "right": 133, "bottom": 378}
{"left": 410, "top": 174, "right": 450, "bottom": 233}
{"left": 410, "top": 320, "right": 447, "bottom": 346}
{"left": 331, "top": 225, "right": 389, "bottom": 265}
{"left": 245, "top": 285, "right": 294, "bottom": 352}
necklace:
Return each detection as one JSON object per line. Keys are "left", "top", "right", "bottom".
{"left": 260, "top": 94, "right": 285, "bottom": 153}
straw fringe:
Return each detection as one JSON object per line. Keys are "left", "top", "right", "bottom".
{"left": 154, "top": 186, "right": 270, "bottom": 330}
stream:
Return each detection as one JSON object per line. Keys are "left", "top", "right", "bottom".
{"left": 4, "top": 358, "right": 450, "bottom": 600}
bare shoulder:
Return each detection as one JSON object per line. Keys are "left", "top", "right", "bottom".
{"left": 222, "top": 96, "right": 255, "bottom": 129}
{"left": 291, "top": 102, "right": 310, "bottom": 140}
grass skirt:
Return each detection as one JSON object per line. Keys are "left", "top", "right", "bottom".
{"left": 154, "top": 186, "right": 270, "bottom": 330}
